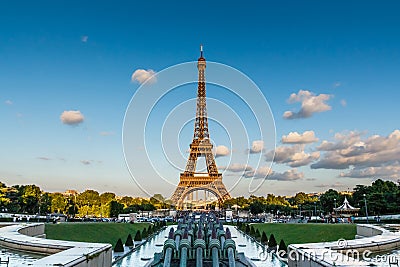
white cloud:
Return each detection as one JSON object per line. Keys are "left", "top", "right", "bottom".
{"left": 312, "top": 130, "right": 400, "bottom": 179}
{"left": 60, "top": 110, "right": 84, "bottom": 125}
{"left": 340, "top": 99, "right": 347, "bottom": 107}
{"left": 340, "top": 165, "right": 400, "bottom": 179}
{"left": 283, "top": 90, "right": 332, "bottom": 119}
{"left": 222, "top": 163, "right": 253, "bottom": 172}
{"left": 282, "top": 131, "right": 319, "bottom": 144}
{"left": 81, "top": 35, "right": 88, "bottom": 43}
{"left": 269, "top": 169, "right": 304, "bottom": 181}
{"left": 214, "top": 145, "right": 230, "bottom": 157}
{"left": 131, "top": 69, "right": 157, "bottom": 84}
{"left": 100, "top": 131, "right": 114, "bottom": 136}
{"left": 248, "top": 140, "right": 264, "bottom": 154}
{"left": 265, "top": 145, "right": 320, "bottom": 167}
{"left": 37, "top": 157, "right": 51, "bottom": 161}
{"left": 5, "top": 100, "right": 13, "bottom": 105}
{"left": 333, "top": 82, "right": 341, "bottom": 88}
{"left": 244, "top": 166, "right": 303, "bottom": 181}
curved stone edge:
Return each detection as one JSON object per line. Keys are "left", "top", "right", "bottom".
{"left": 288, "top": 224, "right": 400, "bottom": 267}
{"left": 0, "top": 223, "right": 112, "bottom": 267}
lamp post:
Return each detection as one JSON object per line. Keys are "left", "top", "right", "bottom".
{"left": 38, "top": 193, "right": 41, "bottom": 222}
{"left": 314, "top": 202, "right": 317, "bottom": 220}
{"left": 363, "top": 194, "right": 369, "bottom": 224}
{"left": 334, "top": 198, "right": 337, "bottom": 216}
{"left": 87, "top": 201, "right": 89, "bottom": 219}
{"left": 299, "top": 204, "right": 302, "bottom": 220}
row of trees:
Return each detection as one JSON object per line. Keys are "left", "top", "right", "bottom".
{"left": 237, "top": 222, "right": 287, "bottom": 254}
{"left": 114, "top": 221, "right": 167, "bottom": 251}
{"left": 223, "top": 179, "right": 400, "bottom": 217}
{"left": 0, "top": 182, "right": 170, "bottom": 218}
{"left": 1, "top": 179, "right": 399, "bottom": 218}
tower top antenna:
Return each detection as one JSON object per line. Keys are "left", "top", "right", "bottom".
{"left": 200, "top": 44, "right": 203, "bottom": 57}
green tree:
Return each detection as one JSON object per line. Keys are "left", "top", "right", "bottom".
{"left": 142, "top": 228, "right": 148, "bottom": 238}
{"left": 114, "top": 238, "right": 124, "bottom": 252}
{"left": 19, "top": 185, "right": 41, "bottom": 214}
{"left": 245, "top": 224, "right": 250, "bottom": 234}
{"left": 249, "top": 200, "right": 264, "bottom": 215}
{"left": 278, "top": 239, "right": 288, "bottom": 255}
{"left": 125, "top": 234, "right": 133, "bottom": 247}
{"left": 255, "top": 229, "right": 261, "bottom": 239}
{"left": 109, "top": 200, "right": 124, "bottom": 218}
{"left": 77, "top": 190, "right": 100, "bottom": 206}
{"left": 99, "top": 192, "right": 116, "bottom": 205}
{"left": 250, "top": 225, "right": 255, "bottom": 236}
{"left": 134, "top": 230, "right": 142, "bottom": 241}
{"left": 51, "top": 193, "right": 67, "bottom": 213}
{"left": 268, "top": 234, "right": 277, "bottom": 251}
{"left": 319, "top": 189, "right": 342, "bottom": 214}
{"left": 261, "top": 231, "right": 268, "bottom": 244}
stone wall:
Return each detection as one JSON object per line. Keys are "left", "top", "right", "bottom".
{"left": 0, "top": 223, "right": 112, "bottom": 267}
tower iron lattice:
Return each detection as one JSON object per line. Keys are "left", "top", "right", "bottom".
{"left": 170, "top": 46, "right": 231, "bottom": 209}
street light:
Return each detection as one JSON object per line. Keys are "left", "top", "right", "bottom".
{"left": 299, "top": 204, "right": 302, "bottom": 219}
{"left": 314, "top": 202, "right": 317, "bottom": 220}
{"left": 38, "top": 193, "right": 42, "bottom": 222}
{"left": 363, "top": 194, "right": 369, "bottom": 224}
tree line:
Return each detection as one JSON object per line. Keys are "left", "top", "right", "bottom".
{"left": 0, "top": 182, "right": 170, "bottom": 218}
{"left": 223, "top": 179, "right": 400, "bottom": 217}
{"left": 1, "top": 179, "right": 399, "bottom": 217}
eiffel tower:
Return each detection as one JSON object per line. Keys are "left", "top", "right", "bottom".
{"left": 170, "top": 46, "right": 231, "bottom": 209}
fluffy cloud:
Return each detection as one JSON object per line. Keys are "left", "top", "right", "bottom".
{"left": 131, "top": 69, "right": 157, "bottom": 84}
{"left": 282, "top": 131, "right": 319, "bottom": 144}
{"left": 340, "top": 99, "right": 347, "bottom": 107}
{"left": 265, "top": 145, "right": 320, "bottom": 167}
{"left": 222, "top": 163, "right": 253, "bottom": 172}
{"left": 312, "top": 130, "right": 400, "bottom": 179}
{"left": 248, "top": 140, "right": 264, "bottom": 154}
{"left": 340, "top": 165, "right": 400, "bottom": 179}
{"left": 60, "top": 110, "right": 84, "bottom": 125}
{"left": 214, "top": 145, "right": 230, "bottom": 157}
{"left": 100, "top": 131, "right": 114, "bottom": 136}
{"left": 283, "top": 90, "right": 332, "bottom": 119}
{"left": 244, "top": 166, "right": 303, "bottom": 181}
{"left": 81, "top": 35, "right": 88, "bottom": 42}
{"left": 5, "top": 100, "right": 13, "bottom": 105}
{"left": 37, "top": 157, "right": 51, "bottom": 161}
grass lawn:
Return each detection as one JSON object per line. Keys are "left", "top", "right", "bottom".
{"left": 251, "top": 223, "right": 357, "bottom": 245}
{"left": 45, "top": 222, "right": 150, "bottom": 248}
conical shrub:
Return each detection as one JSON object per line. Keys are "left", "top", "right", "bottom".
{"left": 245, "top": 224, "right": 250, "bottom": 234}
{"left": 134, "top": 230, "right": 142, "bottom": 241}
{"left": 250, "top": 226, "right": 255, "bottom": 236}
{"left": 142, "top": 227, "right": 148, "bottom": 238}
{"left": 255, "top": 229, "right": 261, "bottom": 238}
{"left": 125, "top": 233, "right": 133, "bottom": 247}
{"left": 261, "top": 231, "right": 268, "bottom": 244}
{"left": 114, "top": 238, "right": 124, "bottom": 252}
{"left": 278, "top": 239, "right": 287, "bottom": 255}
{"left": 268, "top": 234, "right": 277, "bottom": 252}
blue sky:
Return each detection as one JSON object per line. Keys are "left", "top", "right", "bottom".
{"left": 1, "top": 1, "right": 399, "bottom": 197}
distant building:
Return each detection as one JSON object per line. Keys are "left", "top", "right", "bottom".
{"left": 63, "top": 190, "right": 79, "bottom": 196}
